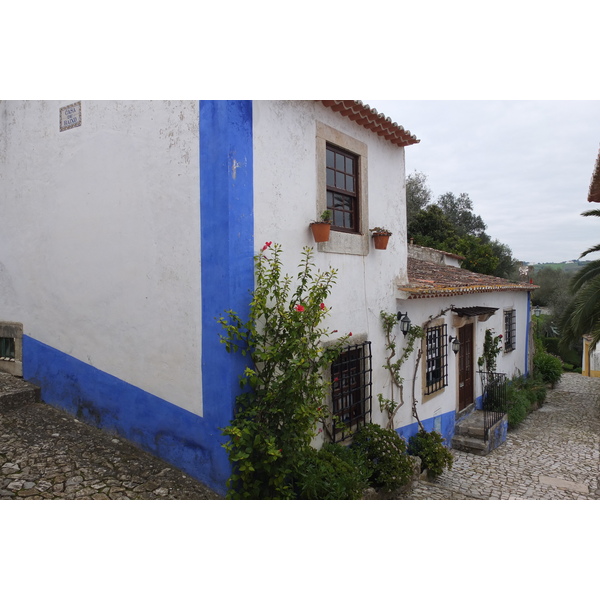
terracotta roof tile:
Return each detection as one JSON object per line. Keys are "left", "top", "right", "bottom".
{"left": 320, "top": 100, "right": 420, "bottom": 148}
{"left": 399, "top": 257, "right": 537, "bottom": 299}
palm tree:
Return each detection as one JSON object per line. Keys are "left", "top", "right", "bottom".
{"left": 560, "top": 209, "right": 600, "bottom": 350}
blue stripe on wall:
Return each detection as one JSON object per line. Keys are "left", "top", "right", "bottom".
{"left": 21, "top": 101, "right": 255, "bottom": 496}
{"left": 199, "top": 100, "right": 255, "bottom": 425}
{"left": 395, "top": 409, "right": 456, "bottom": 447}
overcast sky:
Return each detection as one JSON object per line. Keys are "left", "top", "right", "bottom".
{"left": 364, "top": 100, "right": 600, "bottom": 265}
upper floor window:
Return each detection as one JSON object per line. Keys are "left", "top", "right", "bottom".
{"left": 326, "top": 144, "right": 359, "bottom": 233}
{"left": 424, "top": 323, "right": 448, "bottom": 396}
{"left": 504, "top": 309, "right": 516, "bottom": 352}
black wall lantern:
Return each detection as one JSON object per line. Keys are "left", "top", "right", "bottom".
{"left": 396, "top": 311, "right": 411, "bottom": 336}
{"left": 448, "top": 335, "right": 460, "bottom": 354}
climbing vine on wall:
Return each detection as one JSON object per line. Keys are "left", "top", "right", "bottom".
{"left": 378, "top": 310, "right": 423, "bottom": 429}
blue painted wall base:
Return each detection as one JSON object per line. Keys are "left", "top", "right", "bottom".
{"left": 23, "top": 335, "right": 230, "bottom": 495}
{"left": 395, "top": 410, "right": 456, "bottom": 447}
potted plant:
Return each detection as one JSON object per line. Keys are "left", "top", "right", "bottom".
{"left": 370, "top": 227, "right": 392, "bottom": 250}
{"left": 310, "top": 210, "right": 332, "bottom": 243}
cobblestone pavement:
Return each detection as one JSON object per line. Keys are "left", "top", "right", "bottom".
{"left": 2, "top": 372, "right": 599, "bottom": 500}
{"left": 399, "top": 372, "right": 600, "bottom": 500}
{"left": 1, "top": 390, "right": 222, "bottom": 500}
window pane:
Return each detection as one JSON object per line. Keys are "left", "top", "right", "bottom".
{"left": 336, "top": 172, "right": 345, "bottom": 189}
{"left": 327, "top": 167, "right": 335, "bottom": 187}
{"left": 326, "top": 149, "right": 335, "bottom": 168}
{"left": 346, "top": 175, "right": 354, "bottom": 192}
{"left": 335, "top": 152, "right": 345, "bottom": 170}
{"left": 346, "top": 156, "right": 354, "bottom": 175}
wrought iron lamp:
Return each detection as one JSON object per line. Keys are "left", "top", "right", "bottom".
{"left": 396, "top": 311, "right": 411, "bottom": 336}
{"left": 448, "top": 335, "right": 460, "bottom": 354}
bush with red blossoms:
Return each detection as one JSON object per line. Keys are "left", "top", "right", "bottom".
{"left": 219, "top": 243, "right": 349, "bottom": 499}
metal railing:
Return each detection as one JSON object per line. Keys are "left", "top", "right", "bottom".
{"left": 479, "top": 371, "right": 507, "bottom": 441}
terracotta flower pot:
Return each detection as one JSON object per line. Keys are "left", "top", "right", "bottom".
{"left": 372, "top": 233, "right": 390, "bottom": 249}
{"left": 310, "top": 222, "right": 331, "bottom": 243}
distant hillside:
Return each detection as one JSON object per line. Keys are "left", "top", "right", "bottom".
{"left": 531, "top": 261, "right": 591, "bottom": 274}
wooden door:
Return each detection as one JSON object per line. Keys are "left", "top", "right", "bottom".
{"left": 458, "top": 323, "right": 473, "bottom": 411}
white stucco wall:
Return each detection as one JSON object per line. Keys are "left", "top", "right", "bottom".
{"left": 393, "top": 289, "right": 531, "bottom": 429}
{"left": 252, "top": 100, "right": 409, "bottom": 432}
{"left": 0, "top": 101, "right": 202, "bottom": 413}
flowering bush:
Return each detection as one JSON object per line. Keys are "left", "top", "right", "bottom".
{"left": 219, "top": 243, "right": 349, "bottom": 499}
{"left": 350, "top": 423, "right": 413, "bottom": 492}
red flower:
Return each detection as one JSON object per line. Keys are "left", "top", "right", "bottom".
{"left": 498, "top": 334, "right": 503, "bottom": 339}
{"left": 348, "top": 332, "right": 353, "bottom": 336}
{"left": 261, "top": 241, "right": 273, "bottom": 251}
{"left": 320, "top": 303, "right": 326, "bottom": 310}
{"left": 295, "top": 304, "right": 305, "bottom": 312}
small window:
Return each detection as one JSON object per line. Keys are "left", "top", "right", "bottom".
{"left": 331, "top": 341, "right": 372, "bottom": 442}
{"left": 504, "top": 309, "right": 516, "bottom": 352}
{"left": 326, "top": 144, "right": 359, "bottom": 233}
{"left": 0, "top": 337, "right": 15, "bottom": 361}
{"left": 425, "top": 324, "right": 448, "bottom": 395}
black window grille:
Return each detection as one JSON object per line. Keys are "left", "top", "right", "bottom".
{"left": 326, "top": 144, "right": 359, "bottom": 233}
{"left": 504, "top": 309, "right": 516, "bottom": 352}
{"left": 425, "top": 324, "right": 448, "bottom": 395}
{"left": 0, "top": 337, "right": 15, "bottom": 361}
{"left": 331, "top": 341, "right": 372, "bottom": 442}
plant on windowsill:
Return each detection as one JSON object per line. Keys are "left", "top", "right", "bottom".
{"left": 309, "top": 210, "right": 332, "bottom": 243}
{"left": 370, "top": 226, "right": 392, "bottom": 250}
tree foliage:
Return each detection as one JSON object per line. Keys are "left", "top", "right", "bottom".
{"left": 406, "top": 171, "right": 519, "bottom": 278}
{"left": 560, "top": 210, "right": 600, "bottom": 352}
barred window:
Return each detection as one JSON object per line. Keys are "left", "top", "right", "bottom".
{"left": 425, "top": 324, "right": 448, "bottom": 395}
{"left": 331, "top": 341, "right": 372, "bottom": 442}
{"left": 504, "top": 309, "right": 516, "bottom": 352}
{"left": 0, "top": 337, "right": 15, "bottom": 361}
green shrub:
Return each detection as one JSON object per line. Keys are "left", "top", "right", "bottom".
{"left": 407, "top": 430, "right": 453, "bottom": 478}
{"left": 294, "top": 444, "right": 371, "bottom": 500}
{"left": 534, "top": 351, "right": 563, "bottom": 387}
{"left": 350, "top": 423, "right": 413, "bottom": 492}
{"left": 506, "top": 384, "right": 530, "bottom": 428}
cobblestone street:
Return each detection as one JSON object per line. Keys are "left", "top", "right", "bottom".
{"left": 399, "top": 372, "right": 600, "bottom": 500}
{"left": 0, "top": 374, "right": 221, "bottom": 500}
{"left": 2, "top": 372, "right": 599, "bottom": 500}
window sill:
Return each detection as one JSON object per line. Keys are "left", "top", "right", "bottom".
{"left": 317, "top": 229, "right": 369, "bottom": 256}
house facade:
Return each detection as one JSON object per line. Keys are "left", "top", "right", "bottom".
{"left": 0, "top": 100, "right": 535, "bottom": 493}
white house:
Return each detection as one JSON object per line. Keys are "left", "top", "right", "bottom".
{"left": 0, "top": 100, "right": 536, "bottom": 493}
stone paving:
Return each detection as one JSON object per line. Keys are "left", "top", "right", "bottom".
{"left": 398, "top": 372, "right": 600, "bottom": 500}
{"left": 0, "top": 375, "right": 221, "bottom": 500}
{"left": 2, "top": 372, "right": 599, "bottom": 500}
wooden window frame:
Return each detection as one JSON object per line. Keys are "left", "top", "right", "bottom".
{"left": 326, "top": 143, "right": 359, "bottom": 233}
{"left": 316, "top": 122, "right": 369, "bottom": 256}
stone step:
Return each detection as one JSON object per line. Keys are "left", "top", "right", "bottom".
{"left": 451, "top": 434, "right": 488, "bottom": 455}
{"left": 0, "top": 372, "right": 40, "bottom": 413}
{"left": 455, "top": 423, "right": 486, "bottom": 439}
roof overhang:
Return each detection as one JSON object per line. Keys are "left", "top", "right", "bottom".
{"left": 321, "top": 100, "right": 420, "bottom": 148}
{"left": 452, "top": 306, "right": 498, "bottom": 318}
